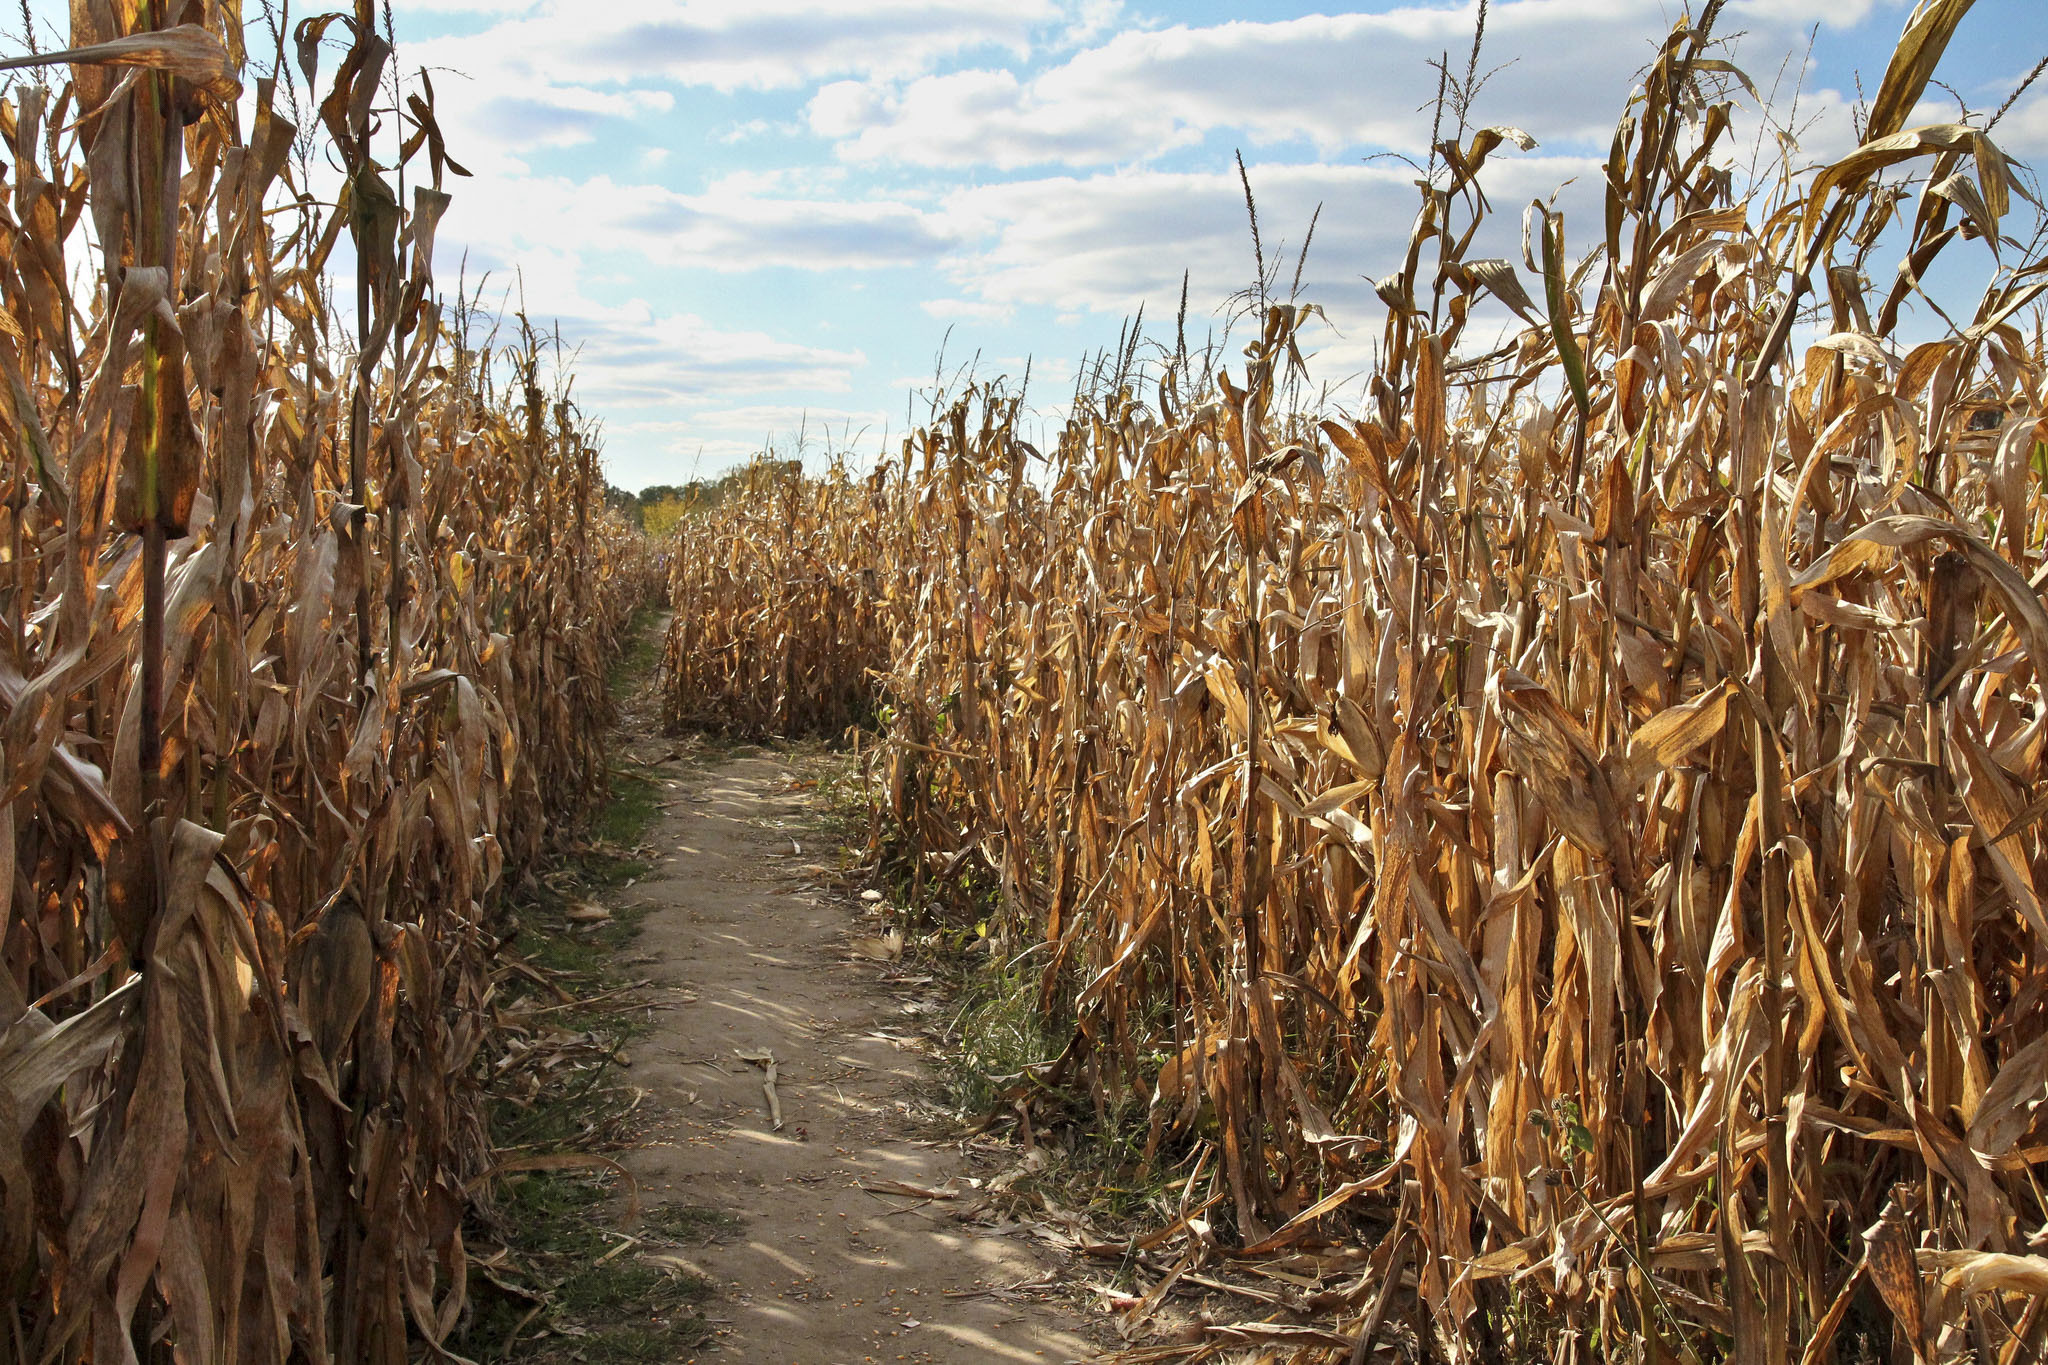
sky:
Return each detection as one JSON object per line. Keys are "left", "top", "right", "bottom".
{"left": 25, "top": 1, "right": 2048, "bottom": 492}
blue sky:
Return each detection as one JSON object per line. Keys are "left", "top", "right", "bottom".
{"left": 26, "top": 1, "right": 2048, "bottom": 491}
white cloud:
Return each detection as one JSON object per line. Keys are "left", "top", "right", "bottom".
{"left": 400, "top": 0, "right": 1079, "bottom": 189}
{"left": 525, "top": 302, "right": 865, "bottom": 412}
{"left": 681, "top": 403, "right": 887, "bottom": 430}
{"left": 481, "top": 149, "right": 1609, "bottom": 485}
{"left": 808, "top": 81, "right": 891, "bottom": 139}
{"left": 411, "top": 0, "right": 1063, "bottom": 97}
{"left": 718, "top": 118, "right": 795, "bottom": 144}
{"left": 2000, "top": 89, "right": 2048, "bottom": 161}
{"left": 610, "top": 408, "right": 898, "bottom": 481}
{"left": 1729, "top": 0, "right": 1894, "bottom": 29}
{"left": 457, "top": 86, "right": 673, "bottom": 149}
{"left": 438, "top": 245, "right": 860, "bottom": 404}
{"left": 362, "top": 0, "right": 2000, "bottom": 487}
{"left": 812, "top": 0, "right": 1863, "bottom": 170}
{"left": 944, "top": 155, "right": 1605, "bottom": 326}
{"left": 437, "top": 172, "right": 959, "bottom": 276}
{"left": 388, "top": 0, "right": 537, "bottom": 12}
{"left": 921, "top": 297, "right": 1019, "bottom": 323}
{"left": 807, "top": 0, "right": 1630, "bottom": 168}
{"left": 602, "top": 403, "right": 894, "bottom": 473}
{"left": 677, "top": 404, "right": 893, "bottom": 458}
{"left": 1057, "top": 0, "right": 1129, "bottom": 48}
{"left": 583, "top": 314, "right": 864, "bottom": 405}
{"left": 813, "top": 65, "right": 1197, "bottom": 167}
{"left": 502, "top": 294, "right": 871, "bottom": 486}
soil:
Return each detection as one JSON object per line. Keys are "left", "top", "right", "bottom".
{"left": 604, "top": 669, "right": 1104, "bottom": 1363}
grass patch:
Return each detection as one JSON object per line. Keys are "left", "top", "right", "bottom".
{"left": 781, "top": 737, "right": 875, "bottom": 854}
{"left": 643, "top": 1202, "right": 743, "bottom": 1245}
{"left": 586, "top": 769, "right": 661, "bottom": 884}
{"left": 937, "top": 950, "right": 1171, "bottom": 1227}
{"left": 607, "top": 603, "right": 665, "bottom": 697}
{"left": 494, "top": 766, "right": 661, "bottom": 1050}
{"left": 942, "top": 953, "right": 1052, "bottom": 1118}
{"left": 453, "top": 1175, "right": 717, "bottom": 1364}
{"left": 456, "top": 609, "right": 728, "bottom": 1365}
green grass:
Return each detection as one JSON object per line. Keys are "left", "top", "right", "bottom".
{"left": 457, "top": 610, "right": 735, "bottom": 1365}
{"left": 941, "top": 952, "right": 1052, "bottom": 1118}
{"left": 590, "top": 769, "right": 662, "bottom": 858}
{"left": 782, "top": 737, "right": 874, "bottom": 854}
{"left": 490, "top": 770, "right": 661, "bottom": 1076}
{"left": 453, "top": 1174, "right": 718, "bottom": 1363}
{"left": 643, "top": 1202, "right": 743, "bottom": 1244}
{"left": 607, "top": 604, "right": 664, "bottom": 696}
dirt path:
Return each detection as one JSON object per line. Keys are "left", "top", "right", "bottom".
{"left": 605, "top": 671, "right": 1102, "bottom": 1363}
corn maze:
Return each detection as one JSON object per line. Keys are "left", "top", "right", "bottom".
{"left": 660, "top": 3, "right": 2048, "bottom": 1359}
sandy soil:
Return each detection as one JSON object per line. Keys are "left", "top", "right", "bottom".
{"left": 605, "top": 695, "right": 1103, "bottom": 1363}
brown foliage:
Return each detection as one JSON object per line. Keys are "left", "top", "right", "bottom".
{"left": 660, "top": 6, "right": 2048, "bottom": 1359}
{"left": 0, "top": 3, "right": 657, "bottom": 1361}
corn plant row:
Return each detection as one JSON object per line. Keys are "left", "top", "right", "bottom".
{"left": 0, "top": 4, "right": 659, "bottom": 1362}
{"left": 661, "top": 4, "right": 2048, "bottom": 1359}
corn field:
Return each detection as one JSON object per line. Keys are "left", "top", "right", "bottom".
{"left": 661, "top": 3, "right": 2048, "bottom": 1359}
{"left": 0, "top": 3, "right": 658, "bottom": 1362}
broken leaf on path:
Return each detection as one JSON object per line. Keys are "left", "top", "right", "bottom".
{"left": 734, "top": 1047, "right": 784, "bottom": 1128}
{"left": 850, "top": 928, "right": 904, "bottom": 961}
{"left": 859, "top": 1177, "right": 976, "bottom": 1201}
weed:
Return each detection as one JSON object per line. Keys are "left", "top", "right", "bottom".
{"left": 942, "top": 953, "right": 1054, "bottom": 1118}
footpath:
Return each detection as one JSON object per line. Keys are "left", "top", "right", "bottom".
{"left": 604, "top": 649, "right": 1101, "bottom": 1364}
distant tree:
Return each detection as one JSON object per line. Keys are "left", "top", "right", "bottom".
{"left": 642, "top": 495, "right": 689, "bottom": 539}
{"left": 625, "top": 461, "right": 805, "bottom": 537}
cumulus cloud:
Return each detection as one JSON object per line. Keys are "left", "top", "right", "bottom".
{"left": 677, "top": 404, "right": 893, "bottom": 457}
{"left": 812, "top": 0, "right": 1661, "bottom": 168}
{"left": 424, "top": 244, "right": 867, "bottom": 485}
{"left": 435, "top": 172, "right": 959, "bottom": 276}
{"left": 359, "top": 0, "right": 2002, "bottom": 484}
{"left": 922, "top": 297, "right": 1018, "bottom": 323}
{"left": 609, "top": 404, "right": 894, "bottom": 479}
{"left": 410, "top": 0, "right": 1062, "bottom": 97}
{"left": 382, "top": 0, "right": 538, "bottom": 13}
{"left": 459, "top": 86, "right": 674, "bottom": 149}
{"left": 550, "top": 313, "right": 871, "bottom": 484}
{"left": 423, "top": 138, "right": 1610, "bottom": 483}
{"left": 571, "top": 314, "right": 863, "bottom": 406}
{"left": 943, "top": 155, "right": 1606, "bottom": 328}
{"left": 1999, "top": 89, "right": 2048, "bottom": 161}
{"left": 810, "top": 0, "right": 1876, "bottom": 170}
{"left": 492, "top": 287, "right": 864, "bottom": 410}
{"left": 812, "top": 65, "right": 1194, "bottom": 167}
{"left": 398, "top": 0, "right": 1079, "bottom": 185}
{"left": 1728, "top": 0, "right": 1894, "bottom": 29}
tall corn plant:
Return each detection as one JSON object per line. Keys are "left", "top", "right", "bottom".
{"left": 0, "top": 4, "right": 660, "bottom": 1362}
{"left": 659, "top": 2, "right": 2048, "bottom": 1357}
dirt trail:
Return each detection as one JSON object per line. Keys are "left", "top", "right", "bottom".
{"left": 606, "top": 669, "right": 1102, "bottom": 1363}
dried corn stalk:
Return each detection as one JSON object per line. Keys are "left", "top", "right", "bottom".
{"left": 661, "top": 5, "right": 2048, "bottom": 1359}
{"left": 0, "top": 3, "right": 657, "bottom": 1361}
